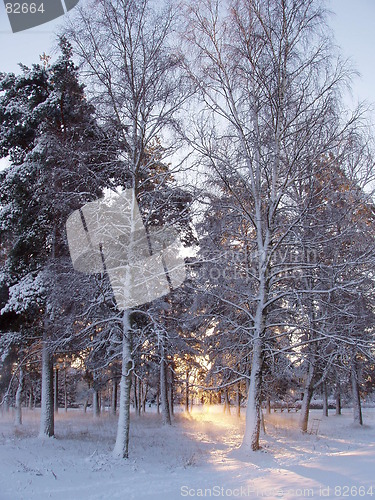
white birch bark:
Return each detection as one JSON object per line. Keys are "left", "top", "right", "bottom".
{"left": 113, "top": 186, "right": 139, "bottom": 457}
{"left": 243, "top": 335, "right": 263, "bottom": 450}
{"left": 92, "top": 389, "right": 100, "bottom": 418}
{"left": 300, "top": 357, "right": 315, "bottom": 433}
{"left": 113, "top": 309, "right": 133, "bottom": 458}
{"left": 160, "top": 341, "right": 171, "bottom": 425}
{"left": 39, "top": 333, "right": 54, "bottom": 437}
{"left": 243, "top": 237, "right": 267, "bottom": 450}
{"left": 111, "top": 183, "right": 144, "bottom": 457}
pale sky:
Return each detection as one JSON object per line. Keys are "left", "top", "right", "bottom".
{"left": 0, "top": 0, "right": 374, "bottom": 105}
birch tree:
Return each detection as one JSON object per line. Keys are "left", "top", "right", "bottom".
{"left": 184, "top": 0, "right": 355, "bottom": 450}
{"left": 65, "top": 0, "right": 191, "bottom": 458}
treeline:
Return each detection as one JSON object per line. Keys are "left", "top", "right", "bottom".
{"left": 1, "top": 0, "right": 375, "bottom": 456}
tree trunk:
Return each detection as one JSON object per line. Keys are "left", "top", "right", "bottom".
{"left": 133, "top": 374, "right": 138, "bottom": 412}
{"left": 300, "top": 385, "right": 313, "bottom": 433}
{"left": 137, "top": 377, "right": 142, "bottom": 416}
{"left": 113, "top": 310, "right": 133, "bottom": 458}
{"left": 224, "top": 388, "right": 231, "bottom": 414}
{"left": 351, "top": 358, "right": 363, "bottom": 425}
{"left": 300, "top": 353, "right": 316, "bottom": 433}
{"left": 54, "top": 367, "right": 58, "bottom": 414}
{"left": 260, "top": 409, "right": 266, "bottom": 435}
{"left": 322, "top": 381, "right": 328, "bottom": 417}
{"left": 185, "top": 370, "right": 189, "bottom": 413}
{"left": 15, "top": 367, "right": 24, "bottom": 426}
{"left": 156, "top": 385, "right": 160, "bottom": 414}
{"left": 64, "top": 366, "right": 68, "bottom": 412}
{"left": 39, "top": 334, "right": 54, "bottom": 437}
{"left": 169, "top": 365, "right": 174, "bottom": 417}
{"left": 236, "top": 382, "right": 241, "bottom": 418}
{"left": 335, "top": 379, "right": 342, "bottom": 415}
{"left": 160, "top": 345, "right": 171, "bottom": 425}
{"left": 243, "top": 336, "right": 263, "bottom": 451}
{"left": 112, "top": 378, "right": 118, "bottom": 415}
{"left": 266, "top": 398, "right": 271, "bottom": 415}
{"left": 142, "top": 381, "right": 148, "bottom": 413}
{"left": 28, "top": 388, "right": 33, "bottom": 410}
{"left": 93, "top": 389, "right": 100, "bottom": 417}
{"left": 3, "top": 393, "right": 9, "bottom": 413}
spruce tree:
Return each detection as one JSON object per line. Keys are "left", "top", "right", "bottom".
{"left": 0, "top": 37, "right": 114, "bottom": 435}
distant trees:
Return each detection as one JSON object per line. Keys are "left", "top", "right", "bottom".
{"left": 291, "top": 150, "right": 375, "bottom": 431}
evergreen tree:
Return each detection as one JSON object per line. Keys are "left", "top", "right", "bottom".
{"left": 0, "top": 37, "right": 115, "bottom": 435}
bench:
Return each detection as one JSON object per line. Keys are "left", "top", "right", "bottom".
{"left": 272, "top": 405, "right": 300, "bottom": 413}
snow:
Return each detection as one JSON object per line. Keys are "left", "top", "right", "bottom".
{"left": 0, "top": 157, "right": 10, "bottom": 172}
{"left": 0, "top": 406, "right": 375, "bottom": 499}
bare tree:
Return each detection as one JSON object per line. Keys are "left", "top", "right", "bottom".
{"left": 65, "top": 0, "right": 190, "bottom": 458}
{"left": 184, "top": 0, "right": 357, "bottom": 451}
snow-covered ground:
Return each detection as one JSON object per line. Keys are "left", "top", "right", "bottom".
{"left": 0, "top": 406, "right": 374, "bottom": 499}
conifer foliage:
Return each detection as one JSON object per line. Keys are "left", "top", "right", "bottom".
{"left": 0, "top": 37, "right": 114, "bottom": 436}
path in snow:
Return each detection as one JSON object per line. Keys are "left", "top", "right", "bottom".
{"left": 0, "top": 406, "right": 374, "bottom": 499}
